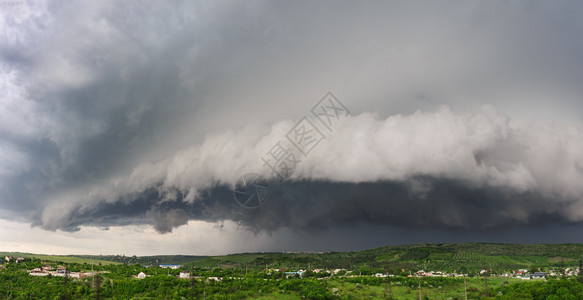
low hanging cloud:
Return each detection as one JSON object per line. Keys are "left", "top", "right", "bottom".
{"left": 33, "top": 107, "right": 583, "bottom": 233}
{"left": 3, "top": 0, "right": 583, "bottom": 248}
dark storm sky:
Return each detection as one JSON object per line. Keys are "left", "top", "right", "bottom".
{"left": 1, "top": 0, "right": 583, "bottom": 254}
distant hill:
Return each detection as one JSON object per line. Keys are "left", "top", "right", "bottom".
{"left": 69, "top": 254, "right": 207, "bottom": 265}
{"left": 184, "top": 243, "right": 583, "bottom": 273}
{"left": 0, "top": 252, "right": 205, "bottom": 266}
{"left": 4, "top": 243, "right": 583, "bottom": 273}
{"left": 0, "top": 252, "right": 120, "bottom": 265}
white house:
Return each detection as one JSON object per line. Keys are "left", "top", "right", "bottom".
{"left": 179, "top": 271, "right": 191, "bottom": 279}
{"left": 137, "top": 272, "right": 146, "bottom": 279}
{"left": 29, "top": 268, "right": 49, "bottom": 276}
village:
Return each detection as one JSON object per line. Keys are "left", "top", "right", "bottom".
{"left": 5, "top": 255, "right": 578, "bottom": 282}
{"left": 262, "top": 268, "right": 571, "bottom": 281}
{"left": 3, "top": 255, "right": 104, "bottom": 279}
{"left": 3, "top": 252, "right": 583, "bottom": 299}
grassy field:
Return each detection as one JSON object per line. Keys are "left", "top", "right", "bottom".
{"left": 0, "top": 252, "right": 120, "bottom": 265}
{"left": 243, "top": 277, "right": 525, "bottom": 299}
{"left": 326, "top": 277, "right": 523, "bottom": 300}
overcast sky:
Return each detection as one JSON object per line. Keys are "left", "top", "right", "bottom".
{"left": 1, "top": 0, "right": 583, "bottom": 255}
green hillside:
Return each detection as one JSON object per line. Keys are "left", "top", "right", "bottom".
{"left": 0, "top": 252, "right": 120, "bottom": 265}
{"left": 3, "top": 243, "right": 583, "bottom": 299}
{"left": 186, "top": 243, "right": 583, "bottom": 274}
{"left": 4, "top": 243, "right": 583, "bottom": 274}
{"left": 70, "top": 254, "right": 206, "bottom": 265}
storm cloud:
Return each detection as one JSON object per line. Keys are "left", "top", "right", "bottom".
{"left": 2, "top": 0, "right": 583, "bottom": 251}
{"left": 31, "top": 108, "right": 583, "bottom": 234}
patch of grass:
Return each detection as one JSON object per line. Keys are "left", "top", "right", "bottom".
{"left": 548, "top": 256, "right": 576, "bottom": 264}
{"left": 0, "top": 252, "right": 120, "bottom": 265}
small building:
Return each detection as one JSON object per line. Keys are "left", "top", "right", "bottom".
{"left": 207, "top": 276, "right": 222, "bottom": 282}
{"left": 285, "top": 271, "right": 304, "bottom": 278}
{"left": 16, "top": 257, "right": 24, "bottom": 263}
{"left": 4, "top": 256, "right": 12, "bottom": 262}
{"left": 54, "top": 266, "right": 69, "bottom": 277}
{"left": 42, "top": 265, "right": 53, "bottom": 271}
{"left": 159, "top": 264, "right": 182, "bottom": 269}
{"left": 137, "top": 272, "right": 146, "bottom": 279}
{"left": 531, "top": 272, "right": 546, "bottom": 279}
{"left": 179, "top": 271, "right": 191, "bottom": 279}
{"left": 29, "top": 268, "right": 49, "bottom": 276}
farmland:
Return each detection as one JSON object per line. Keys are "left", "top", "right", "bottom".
{"left": 174, "top": 243, "right": 583, "bottom": 275}
{"left": 0, "top": 252, "right": 120, "bottom": 266}
{"left": 2, "top": 243, "right": 583, "bottom": 299}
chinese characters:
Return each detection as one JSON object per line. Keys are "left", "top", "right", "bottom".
{"left": 261, "top": 92, "right": 350, "bottom": 181}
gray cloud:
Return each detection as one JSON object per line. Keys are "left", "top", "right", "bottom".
{"left": 28, "top": 108, "right": 583, "bottom": 234}
{"left": 2, "top": 1, "right": 583, "bottom": 250}
{"left": 146, "top": 208, "right": 189, "bottom": 234}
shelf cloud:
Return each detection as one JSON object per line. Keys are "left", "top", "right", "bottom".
{"left": 2, "top": 0, "right": 583, "bottom": 252}
{"left": 30, "top": 108, "right": 583, "bottom": 234}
